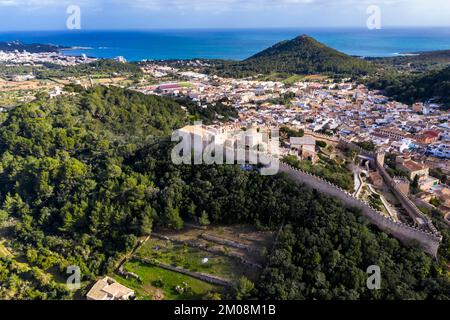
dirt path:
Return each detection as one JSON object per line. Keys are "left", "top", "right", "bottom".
{"left": 116, "top": 235, "right": 151, "bottom": 272}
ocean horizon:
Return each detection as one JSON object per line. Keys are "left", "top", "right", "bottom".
{"left": 1, "top": 27, "right": 450, "bottom": 61}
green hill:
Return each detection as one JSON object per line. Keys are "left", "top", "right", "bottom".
{"left": 209, "top": 35, "right": 374, "bottom": 78}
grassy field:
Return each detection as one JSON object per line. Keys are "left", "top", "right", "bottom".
{"left": 115, "top": 261, "right": 222, "bottom": 300}
{"left": 179, "top": 81, "right": 193, "bottom": 88}
{"left": 135, "top": 238, "right": 257, "bottom": 281}
{"left": 255, "top": 72, "right": 328, "bottom": 84}
{"left": 111, "top": 225, "right": 269, "bottom": 300}
{"left": 283, "top": 74, "right": 305, "bottom": 85}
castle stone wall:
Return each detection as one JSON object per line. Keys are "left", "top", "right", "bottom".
{"left": 278, "top": 162, "right": 442, "bottom": 256}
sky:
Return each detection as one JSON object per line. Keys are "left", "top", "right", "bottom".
{"left": 0, "top": 0, "right": 449, "bottom": 30}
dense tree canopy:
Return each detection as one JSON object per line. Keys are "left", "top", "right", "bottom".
{"left": 0, "top": 86, "right": 449, "bottom": 300}
{"left": 0, "top": 60, "right": 142, "bottom": 80}
{"left": 366, "top": 65, "right": 450, "bottom": 109}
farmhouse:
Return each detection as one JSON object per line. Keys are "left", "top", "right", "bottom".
{"left": 86, "top": 277, "right": 135, "bottom": 301}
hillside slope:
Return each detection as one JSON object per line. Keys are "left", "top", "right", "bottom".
{"left": 0, "top": 86, "right": 449, "bottom": 300}
{"left": 367, "top": 65, "right": 450, "bottom": 108}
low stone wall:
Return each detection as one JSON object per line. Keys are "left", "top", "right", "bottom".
{"left": 200, "top": 233, "right": 258, "bottom": 254}
{"left": 184, "top": 223, "right": 208, "bottom": 230}
{"left": 278, "top": 162, "right": 442, "bottom": 257}
{"left": 140, "top": 258, "right": 233, "bottom": 287}
{"left": 303, "top": 130, "right": 340, "bottom": 145}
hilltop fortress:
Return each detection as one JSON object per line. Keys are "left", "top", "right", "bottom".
{"left": 176, "top": 123, "right": 442, "bottom": 256}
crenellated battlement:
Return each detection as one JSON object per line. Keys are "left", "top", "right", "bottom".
{"left": 276, "top": 161, "right": 442, "bottom": 256}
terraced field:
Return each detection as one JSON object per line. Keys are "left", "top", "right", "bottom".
{"left": 113, "top": 224, "right": 273, "bottom": 300}
{"left": 135, "top": 238, "right": 256, "bottom": 281}
{"left": 115, "top": 262, "right": 221, "bottom": 300}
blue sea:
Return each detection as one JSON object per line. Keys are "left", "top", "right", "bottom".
{"left": 0, "top": 28, "right": 449, "bottom": 61}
